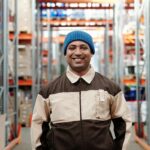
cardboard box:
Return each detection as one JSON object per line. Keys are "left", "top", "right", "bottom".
{"left": 19, "top": 102, "right": 32, "bottom": 126}
{"left": 127, "top": 101, "right": 146, "bottom": 122}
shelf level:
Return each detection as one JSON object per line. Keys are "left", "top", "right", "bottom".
{"left": 123, "top": 78, "right": 145, "bottom": 86}
{"left": 38, "top": 0, "right": 135, "bottom": 3}
{"left": 9, "top": 79, "right": 32, "bottom": 86}
{"left": 41, "top": 18, "right": 112, "bottom": 27}
{"left": 18, "top": 80, "right": 32, "bottom": 86}
{"left": 9, "top": 33, "right": 32, "bottom": 41}
{"left": 38, "top": 0, "right": 117, "bottom": 3}
{"left": 42, "top": 35, "right": 104, "bottom": 43}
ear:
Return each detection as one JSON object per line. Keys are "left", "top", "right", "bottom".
{"left": 91, "top": 54, "right": 94, "bottom": 58}
{"left": 64, "top": 55, "right": 67, "bottom": 59}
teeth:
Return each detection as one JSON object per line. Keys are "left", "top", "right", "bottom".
{"left": 73, "top": 58, "right": 82, "bottom": 60}
{"left": 75, "top": 58, "right": 82, "bottom": 60}
{"left": 74, "top": 58, "right": 82, "bottom": 62}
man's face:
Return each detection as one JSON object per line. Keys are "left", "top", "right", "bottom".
{"left": 65, "top": 41, "right": 93, "bottom": 74}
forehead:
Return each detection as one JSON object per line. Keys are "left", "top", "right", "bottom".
{"left": 68, "top": 41, "right": 89, "bottom": 46}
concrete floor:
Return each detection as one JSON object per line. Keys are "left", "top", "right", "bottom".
{"left": 14, "top": 127, "right": 32, "bottom": 150}
{"left": 13, "top": 127, "right": 143, "bottom": 150}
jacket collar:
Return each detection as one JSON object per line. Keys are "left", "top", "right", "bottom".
{"left": 66, "top": 66, "right": 95, "bottom": 84}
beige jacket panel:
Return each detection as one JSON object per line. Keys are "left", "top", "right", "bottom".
{"left": 31, "top": 94, "right": 50, "bottom": 150}
{"left": 111, "top": 91, "right": 132, "bottom": 150}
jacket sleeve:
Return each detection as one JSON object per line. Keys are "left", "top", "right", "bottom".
{"left": 31, "top": 94, "right": 50, "bottom": 150}
{"left": 111, "top": 91, "right": 132, "bottom": 150}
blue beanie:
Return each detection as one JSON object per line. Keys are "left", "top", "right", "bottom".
{"left": 63, "top": 30, "right": 95, "bottom": 55}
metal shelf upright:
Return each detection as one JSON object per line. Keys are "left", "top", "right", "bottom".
{"left": 2, "top": 0, "right": 9, "bottom": 146}
{"left": 32, "top": 1, "right": 44, "bottom": 107}
{"left": 0, "top": 0, "right": 4, "bottom": 114}
{"left": 134, "top": 0, "right": 143, "bottom": 137}
{"left": 144, "top": 0, "right": 150, "bottom": 144}
{"left": 12, "top": 0, "right": 19, "bottom": 141}
{"left": 113, "top": 0, "right": 125, "bottom": 89}
{"left": 0, "top": 1, "right": 7, "bottom": 149}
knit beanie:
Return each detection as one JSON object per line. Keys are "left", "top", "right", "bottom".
{"left": 63, "top": 30, "right": 95, "bottom": 55}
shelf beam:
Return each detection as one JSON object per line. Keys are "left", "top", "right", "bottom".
{"left": 38, "top": 0, "right": 135, "bottom": 3}
{"left": 41, "top": 19, "right": 112, "bottom": 27}
{"left": 38, "top": 0, "right": 118, "bottom": 3}
{"left": 39, "top": 2, "right": 134, "bottom": 10}
{"left": 9, "top": 33, "right": 32, "bottom": 40}
{"left": 40, "top": 4, "right": 113, "bottom": 9}
{"left": 32, "top": 0, "right": 40, "bottom": 107}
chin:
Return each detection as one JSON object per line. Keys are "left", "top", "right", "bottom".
{"left": 72, "top": 66, "right": 87, "bottom": 72}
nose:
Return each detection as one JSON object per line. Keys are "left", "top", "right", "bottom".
{"left": 74, "top": 47, "right": 82, "bottom": 55}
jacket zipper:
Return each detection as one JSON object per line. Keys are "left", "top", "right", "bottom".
{"left": 79, "top": 79, "right": 85, "bottom": 150}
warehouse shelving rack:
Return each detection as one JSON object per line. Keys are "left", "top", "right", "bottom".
{"left": 0, "top": 0, "right": 19, "bottom": 148}
{"left": 0, "top": 2, "right": 6, "bottom": 149}
{"left": 136, "top": 0, "right": 150, "bottom": 143}
{"left": 1, "top": 0, "right": 10, "bottom": 147}
{"left": 114, "top": 0, "right": 150, "bottom": 143}
{"left": 127, "top": 0, "right": 150, "bottom": 142}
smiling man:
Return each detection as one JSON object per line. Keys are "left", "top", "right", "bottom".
{"left": 31, "top": 30, "right": 132, "bottom": 150}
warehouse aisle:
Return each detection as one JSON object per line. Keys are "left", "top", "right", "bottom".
{"left": 14, "top": 127, "right": 31, "bottom": 150}
{"left": 14, "top": 127, "right": 143, "bottom": 150}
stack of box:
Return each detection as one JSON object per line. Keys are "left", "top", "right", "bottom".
{"left": 18, "top": 45, "right": 32, "bottom": 77}
{"left": 8, "top": 94, "right": 15, "bottom": 124}
{"left": 8, "top": 43, "right": 32, "bottom": 78}
{"left": 127, "top": 101, "right": 146, "bottom": 123}
{"left": 9, "top": 0, "right": 32, "bottom": 33}
{"left": 18, "top": 0, "right": 32, "bottom": 33}
{"left": 19, "top": 99, "right": 32, "bottom": 127}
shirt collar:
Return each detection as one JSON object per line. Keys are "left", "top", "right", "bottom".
{"left": 66, "top": 66, "right": 95, "bottom": 84}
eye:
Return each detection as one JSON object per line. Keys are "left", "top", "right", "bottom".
{"left": 68, "top": 45, "right": 76, "bottom": 50}
{"left": 80, "top": 45, "right": 89, "bottom": 50}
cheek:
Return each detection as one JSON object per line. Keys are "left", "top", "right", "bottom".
{"left": 86, "top": 54, "right": 92, "bottom": 61}
{"left": 65, "top": 55, "right": 71, "bottom": 63}
{"left": 65, "top": 51, "right": 72, "bottom": 57}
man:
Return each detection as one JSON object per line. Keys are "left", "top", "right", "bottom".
{"left": 31, "top": 30, "right": 132, "bottom": 150}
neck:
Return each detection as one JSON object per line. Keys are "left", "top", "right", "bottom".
{"left": 70, "top": 66, "right": 91, "bottom": 76}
